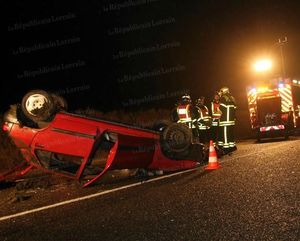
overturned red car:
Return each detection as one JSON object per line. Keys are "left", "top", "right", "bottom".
{"left": 2, "top": 90, "right": 202, "bottom": 186}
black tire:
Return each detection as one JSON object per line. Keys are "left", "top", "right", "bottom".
{"left": 21, "top": 90, "right": 55, "bottom": 122}
{"left": 284, "top": 130, "right": 289, "bottom": 140}
{"left": 51, "top": 94, "right": 68, "bottom": 111}
{"left": 160, "top": 123, "right": 192, "bottom": 158}
{"left": 16, "top": 104, "right": 39, "bottom": 128}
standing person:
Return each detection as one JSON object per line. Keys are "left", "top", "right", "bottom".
{"left": 195, "top": 96, "right": 212, "bottom": 144}
{"left": 218, "top": 87, "right": 237, "bottom": 154}
{"left": 171, "top": 94, "right": 199, "bottom": 142}
{"left": 210, "top": 91, "right": 222, "bottom": 146}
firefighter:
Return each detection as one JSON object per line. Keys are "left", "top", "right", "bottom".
{"left": 195, "top": 96, "right": 212, "bottom": 144}
{"left": 287, "top": 105, "right": 294, "bottom": 130}
{"left": 210, "top": 91, "right": 222, "bottom": 146}
{"left": 218, "top": 87, "right": 237, "bottom": 154}
{"left": 171, "top": 94, "right": 199, "bottom": 141}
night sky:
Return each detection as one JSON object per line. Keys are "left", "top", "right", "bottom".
{"left": 5, "top": 0, "right": 300, "bottom": 113}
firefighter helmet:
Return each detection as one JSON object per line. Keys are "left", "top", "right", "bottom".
{"left": 219, "top": 87, "right": 230, "bottom": 95}
{"left": 195, "top": 96, "right": 205, "bottom": 106}
{"left": 181, "top": 94, "right": 191, "bottom": 104}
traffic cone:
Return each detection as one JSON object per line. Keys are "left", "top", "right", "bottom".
{"left": 205, "top": 140, "right": 221, "bottom": 170}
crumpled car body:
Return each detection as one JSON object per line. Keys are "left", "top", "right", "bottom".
{"left": 2, "top": 111, "right": 198, "bottom": 187}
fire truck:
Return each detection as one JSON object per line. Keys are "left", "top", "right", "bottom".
{"left": 247, "top": 79, "right": 297, "bottom": 141}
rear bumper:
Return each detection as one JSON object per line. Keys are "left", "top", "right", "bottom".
{"left": 259, "top": 125, "right": 285, "bottom": 132}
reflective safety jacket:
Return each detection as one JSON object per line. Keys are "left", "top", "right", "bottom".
{"left": 219, "top": 94, "right": 237, "bottom": 126}
{"left": 196, "top": 105, "right": 212, "bottom": 130}
{"left": 211, "top": 101, "right": 222, "bottom": 126}
{"left": 176, "top": 104, "right": 193, "bottom": 128}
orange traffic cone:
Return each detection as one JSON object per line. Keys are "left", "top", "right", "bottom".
{"left": 205, "top": 140, "right": 221, "bottom": 170}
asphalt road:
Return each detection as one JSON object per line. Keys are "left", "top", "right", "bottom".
{"left": 1, "top": 138, "right": 300, "bottom": 241}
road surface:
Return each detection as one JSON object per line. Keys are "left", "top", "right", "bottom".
{"left": 1, "top": 137, "right": 299, "bottom": 241}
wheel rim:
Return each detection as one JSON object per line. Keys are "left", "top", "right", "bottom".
{"left": 168, "top": 131, "right": 186, "bottom": 148}
{"left": 25, "top": 94, "right": 48, "bottom": 116}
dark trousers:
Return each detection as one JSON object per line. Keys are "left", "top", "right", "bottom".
{"left": 210, "top": 125, "right": 219, "bottom": 145}
{"left": 198, "top": 129, "right": 210, "bottom": 145}
{"left": 218, "top": 125, "right": 236, "bottom": 151}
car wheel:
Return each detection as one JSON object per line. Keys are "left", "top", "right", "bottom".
{"left": 21, "top": 90, "right": 55, "bottom": 122}
{"left": 160, "top": 123, "right": 192, "bottom": 158}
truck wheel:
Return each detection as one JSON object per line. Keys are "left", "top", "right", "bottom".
{"left": 284, "top": 130, "right": 289, "bottom": 140}
{"left": 21, "top": 90, "right": 55, "bottom": 123}
{"left": 160, "top": 123, "right": 192, "bottom": 156}
{"left": 256, "top": 131, "right": 261, "bottom": 143}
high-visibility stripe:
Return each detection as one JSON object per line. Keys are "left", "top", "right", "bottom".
{"left": 177, "top": 118, "right": 192, "bottom": 122}
{"left": 219, "top": 121, "right": 235, "bottom": 126}
{"left": 220, "top": 103, "right": 236, "bottom": 108}
{"left": 278, "top": 84, "right": 293, "bottom": 112}
{"left": 199, "top": 127, "right": 210, "bottom": 130}
{"left": 227, "top": 106, "right": 230, "bottom": 121}
{"left": 224, "top": 126, "right": 228, "bottom": 145}
{"left": 178, "top": 119, "right": 192, "bottom": 123}
{"left": 220, "top": 102, "right": 236, "bottom": 125}
{"left": 229, "top": 142, "right": 236, "bottom": 147}
{"left": 279, "top": 87, "right": 292, "bottom": 101}
{"left": 279, "top": 92, "right": 292, "bottom": 103}
{"left": 197, "top": 106, "right": 211, "bottom": 129}
{"left": 177, "top": 105, "right": 192, "bottom": 120}
{"left": 177, "top": 120, "right": 193, "bottom": 128}
{"left": 211, "top": 121, "right": 219, "bottom": 126}
{"left": 247, "top": 91, "right": 257, "bottom": 106}
{"left": 178, "top": 109, "right": 187, "bottom": 115}
{"left": 177, "top": 119, "right": 191, "bottom": 123}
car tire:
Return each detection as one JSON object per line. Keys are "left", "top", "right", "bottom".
{"left": 160, "top": 123, "right": 192, "bottom": 159}
{"left": 21, "top": 90, "right": 55, "bottom": 123}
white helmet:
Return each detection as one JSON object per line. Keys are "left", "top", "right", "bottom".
{"left": 219, "top": 87, "right": 229, "bottom": 95}
{"left": 181, "top": 94, "right": 191, "bottom": 103}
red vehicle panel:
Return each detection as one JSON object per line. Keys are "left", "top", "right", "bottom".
{"left": 2, "top": 111, "right": 199, "bottom": 186}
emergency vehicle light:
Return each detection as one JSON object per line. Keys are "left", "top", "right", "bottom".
{"left": 257, "top": 87, "right": 269, "bottom": 92}
{"left": 292, "top": 79, "right": 300, "bottom": 86}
